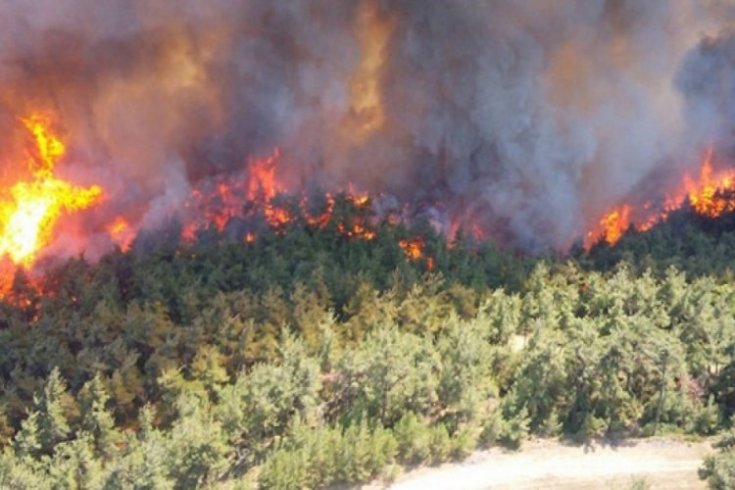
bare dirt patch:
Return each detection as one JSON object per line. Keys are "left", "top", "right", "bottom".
{"left": 379, "top": 438, "right": 714, "bottom": 490}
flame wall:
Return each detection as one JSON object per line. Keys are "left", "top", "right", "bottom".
{"left": 1, "top": 0, "right": 735, "bottom": 255}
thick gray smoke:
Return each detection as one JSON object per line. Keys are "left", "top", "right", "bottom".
{"left": 678, "top": 27, "right": 735, "bottom": 157}
{"left": 0, "top": 0, "right": 733, "bottom": 254}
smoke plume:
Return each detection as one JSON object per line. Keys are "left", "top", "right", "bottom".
{"left": 0, "top": 0, "right": 734, "bottom": 254}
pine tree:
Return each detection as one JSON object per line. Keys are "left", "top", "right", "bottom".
{"left": 46, "top": 433, "right": 105, "bottom": 490}
{"left": 104, "top": 405, "right": 174, "bottom": 489}
{"left": 35, "top": 368, "right": 75, "bottom": 455}
{"left": 78, "top": 375, "right": 120, "bottom": 459}
{"left": 13, "top": 411, "right": 42, "bottom": 459}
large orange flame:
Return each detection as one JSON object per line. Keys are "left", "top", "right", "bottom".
{"left": 585, "top": 205, "right": 632, "bottom": 249}
{"left": 0, "top": 115, "right": 103, "bottom": 267}
{"left": 586, "top": 147, "right": 735, "bottom": 248}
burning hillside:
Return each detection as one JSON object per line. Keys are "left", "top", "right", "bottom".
{"left": 3, "top": 1, "right": 735, "bottom": 274}
{"left": 0, "top": 115, "right": 436, "bottom": 298}
{"left": 585, "top": 148, "right": 735, "bottom": 248}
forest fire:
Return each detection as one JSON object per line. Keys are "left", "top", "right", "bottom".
{"left": 337, "top": 222, "right": 377, "bottom": 241}
{"left": 106, "top": 216, "right": 135, "bottom": 253}
{"left": 303, "top": 193, "right": 336, "bottom": 228}
{"left": 5, "top": 1, "right": 735, "bottom": 281}
{"left": 585, "top": 206, "right": 632, "bottom": 249}
{"left": 399, "top": 238, "right": 434, "bottom": 270}
{"left": 4, "top": 110, "right": 735, "bottom": 284}
{"left": 586, "top": 148, "right": 735, "bottom": 248}
{"left": 10, "top": 6, "right": 735, "bottom": 486}
{"left": 685, "top": 149, "right": 735, "bottom": 218}
{"left": 180, "top": 151, "right": 385, "bottom": 244}
{"left": 0, "top": 115, "right": 103, "bottom": 293}
{"left": 180, "top": 151, "right": 282, "bottom": 242}
{"left": 173, "top": 150, "right": 441, "bottom": 268}
{"left": 3, "top": 1, "right": 735, "bottom": 261}
{"left": 0, "top": 122, "right": 434, "bottom": 301}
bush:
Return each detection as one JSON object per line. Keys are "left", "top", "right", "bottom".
{"left": 259, "top": 420, "right": 397, "bottom": 489}
{"left": 450, "top": 425, "right": 479, "bottom": 460}
{"left": 479, "top": 408, "right": 529, "bottom": 450}
{"left": 700, "top": 450, "right": 735, "bottom": 490}
{"left": 394, "top": 413, "right": 432, "bottom": 465}
{"left": 692, "top": 397, "right": 721, "bottom": 436}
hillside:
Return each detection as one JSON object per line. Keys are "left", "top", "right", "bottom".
{"left": 1, "top": 207, "right": 735, "bottom": 488}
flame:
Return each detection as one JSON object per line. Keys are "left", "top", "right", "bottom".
{"left": 23, "top": 115, "right": 65, "bottom": 178}
{"left": 346, "top": 0, "right": 394, "bottom": 140}
{"left": 107, "top": 216, "right": 135, "bottom": 252}
{"left": 585, "top": 205, "right": 632, "bottom": 248}
{"left": 263, "top": 204, "right": 293, "bottom": 230}
{"left": 0, "top": 114, "right": 103, "bottom": 267}
{"left": 399, "top": 237, "right": 434, "bottom": 270}
{"left": 685, "top": 148, "right": 735, "bottom": 218}
{"left": 247, "top": 149, "right": 283, "bottom": 201}
{"left": 179, "top": 150, "right": 443, "bottom": 260}
{"left": 180, "top": 149, "right": 388, "bottom": 245}
{"left": 399, "top": 238, "right": 423, "bottom": 260}
{"left": 337, "top": 222, "right": 377, "bottom": 241}
{"left": 586, "top": 147, "right": 735, "bottom": 248}
{"left": 347, "top": 183, "right": 370, "bottom": 208}
{"left": 180, "top": 149, "right": 283, "bottom": 242}
{"left": 302, "top": 193, "right": 336, "bottom": 228}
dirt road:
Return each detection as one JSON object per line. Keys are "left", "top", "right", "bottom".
{"left": 384, "top": 438, "right": 714, "bottom": 490}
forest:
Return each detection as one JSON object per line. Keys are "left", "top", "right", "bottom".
{"left": 2, "top": 197, "right": 735, "bottom": 489}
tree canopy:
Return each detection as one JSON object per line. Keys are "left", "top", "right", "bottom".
{"left": 1, "top": 200, "right": 735, "bottom": 488}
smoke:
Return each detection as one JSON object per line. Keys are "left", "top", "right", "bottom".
{"left": 0, "top": 0, "right": 733, "bottom": 253}
{"left": 677, "top": 26, "right": 735, "bottom": 158}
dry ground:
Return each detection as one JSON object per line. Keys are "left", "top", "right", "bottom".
{"left": 375, "top": 438, "right": 714, "bottom": 490}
